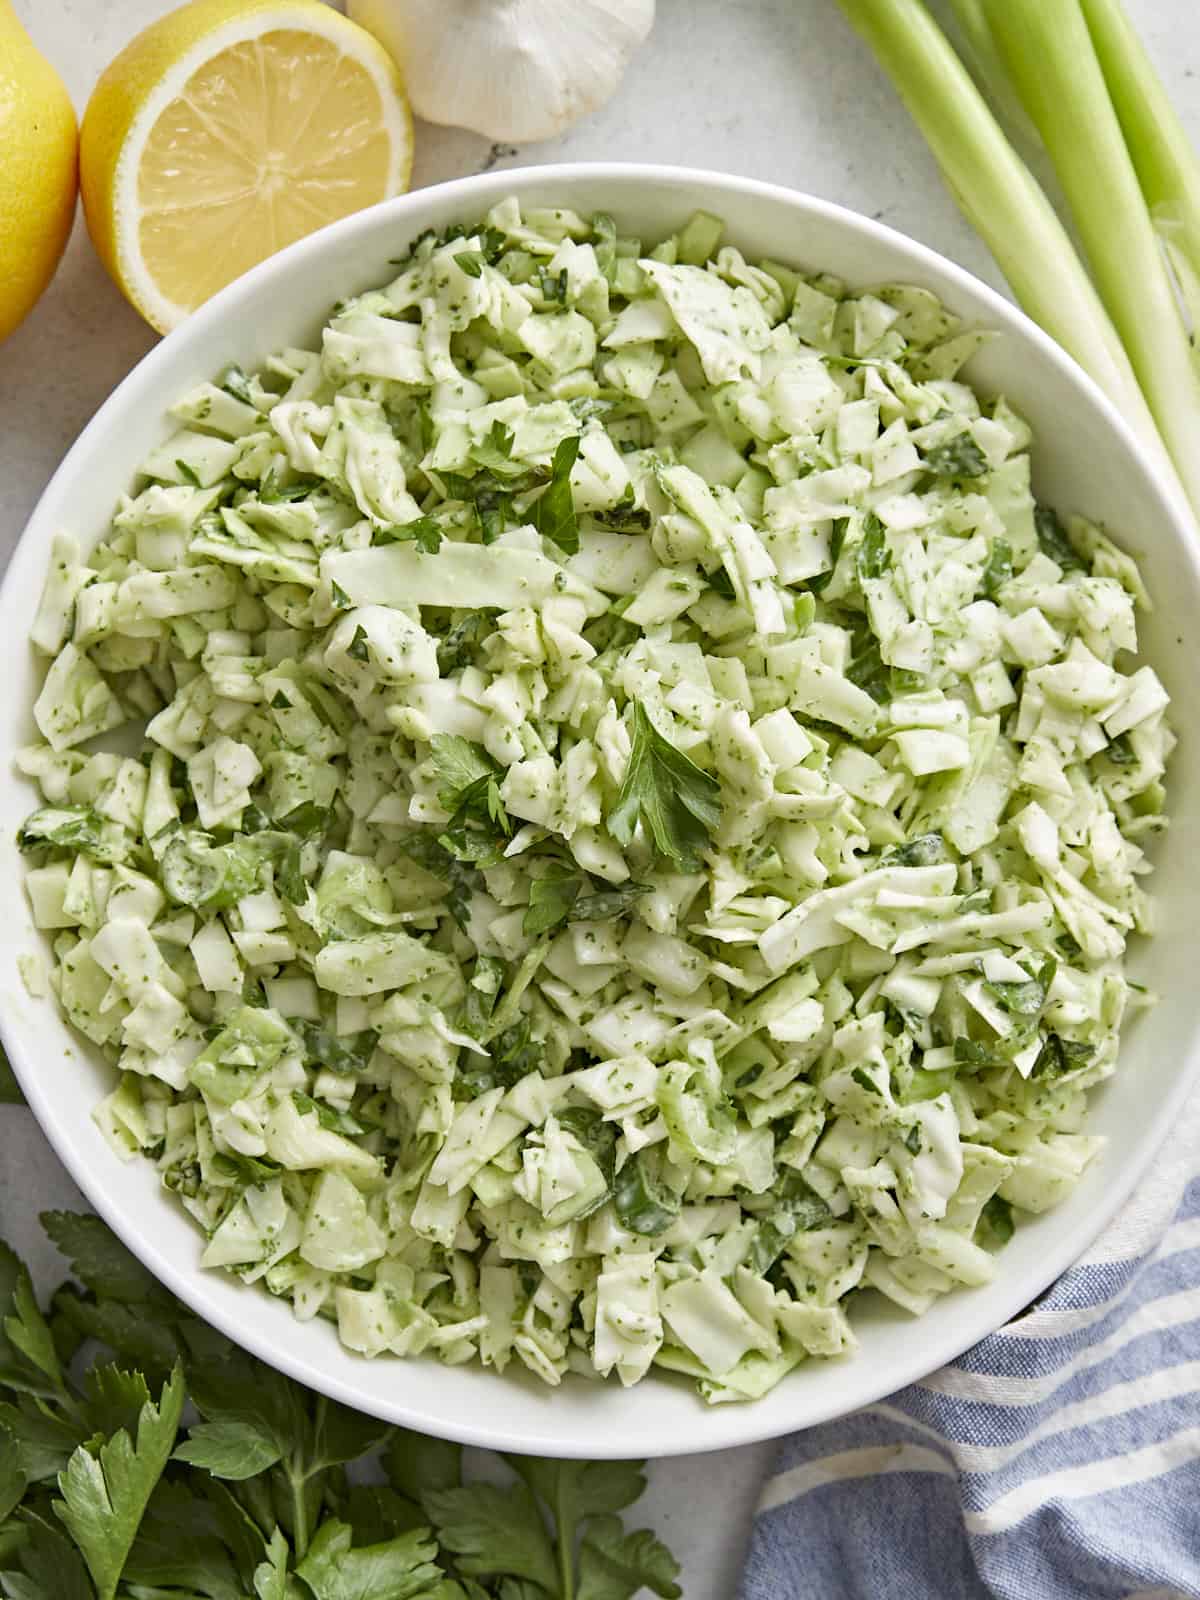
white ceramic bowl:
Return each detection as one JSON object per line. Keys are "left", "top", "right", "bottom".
{"left": 4, "top": 165, "right": 1198, "bottom": 1460}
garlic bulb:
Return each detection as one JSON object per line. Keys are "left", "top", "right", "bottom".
{"left": 346, "top": 0, "right": 655, "bottom": 143}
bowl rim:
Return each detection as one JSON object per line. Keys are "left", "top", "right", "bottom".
{"left": 6, "top": 161, "right": 1199, "bottom": 1459}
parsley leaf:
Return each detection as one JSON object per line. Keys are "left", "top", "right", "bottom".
{"left": 423, "top": 1482, "right": 558, "bottom": 1590}
{"left": 808, "top": 516, "right": 847, "bottom": 594}
{"left": 383, "top": 1428, "right": 462, "bottom": 1501}
{"left": 981, "top": 537, "right": 1013, "bottom": 599}
{"left": 174, "top": 1417, "right": 284, "bottom": 1480}
{"left": 295, "top": 1520, "right": 443, "bottom": 1600}
{"left": 612, "top": 1151, "right": 680, "bottom": 1237}
{"left": 463, "top": 956, "right": 504, "bottom": 1039}
{"left": 17, "top": 806, "right": 116, "bottom": 863}
{"left": 1035, "top": 504, "right": 1086, "bottom": 572}
{"left": 210, "top": 1149, "right": 280, "bottom": 1187}
{"left": 0, "top": 1389, "right": 86, "bottom": 1482}
{"left": 53, "top": 1364, "right": 185, "bottom": 1600}
{"left": 471, "top": 420, "right": 532, "bottom": 480}
{"left": 985, "top": 957, "right": 1056, "bottom": 1018}
{"left": 295, "top": 1023, "right": 379, "bottom": 1076}
{"left": 884, "top": 831, "right": 946, "bottom": 867}
{"left": 856, "top": 512, "right": 892, "bottom": 580}
{"left": 469, "top": 1459, "right": 675, "bottom": 1600}
{"left": 185, "top": 1343, "right": 390, "bottom": 1569}
{"left": 430, "top": 735, "right": 500, "bottom": 810}
{"left": 2, "top": 1509, "right": 93, "bottom": 1600}
{"left": 953, "top": 1037, "right": 1010, "bottom": 1070}
{"left": 456, "top": 1015, "right": 542, "bottom": 1100}
{"left": 440, "top": 467, "right": 520, "bottom": 544}
{"left": 291, "top": 1091, "right": 364, "bottom": 1138}
{"left": 341, "top": 1483, "right": 427, "bottom": 1545}
{"left": 252, "top": 1527, "right": 292, "bottom": 1600}
{"left": 1106, "top": 733, "right": 1137, "bottom": 766}
{"left": 1030, "top": 1033, "right": 1094, "bottom": 1079}
{"left": 706, "top": 565, "right": 736, "bottom": 600}
{"left": 524, "top": 866, "right": 584, "bottom": 936}
{"left": 556, "top": 1108, "right": 619, "bottom": 1187}
{"left": 396, "top": 827, "right": 484, "bottom": 929}
{"left": 977, "top": 1194, "right": 1016, "bottom": 1250}
{"left": 508, "top": 1456, "right": 646, "bottom": 1527}
{"left": 571, "top": 882, "right": 652, "bottom": 922}
{"left": 219, "top": 365, "right": 255, "bottom": 405}
{"left": 437, "top": 776, "right": 511, "bottom": 864}
{"left": 746, "top": 1171, "right": 834, "bottom": 1272}
{"left": 451, "top": 248, "right": 486, "bottom": 278}
{"left": 529, "top": 434, "right": 583, "bottom": 555}
{"left": 923, "top": 430, "right": 988, "bottom": 478}
{"left": 50, "top": 1292, "right": 183, "bottom": 1388}
{"left": 576, "top": 1514, "right": 683, "bottom": 1599}
{"left": 277, "top": 801, "right": 331, "bottom": 838}
{"left": 376, "top": 516, "right": 443, "bottom": 555}
{"left": 274, "top": 840, "right": 308, "bottom": 906}
{"left": 2, "top": 1250, "right": 64, "bottom": 1395}
{"left": 437, "top": 822, "right": 507, "bottom": 868}
{"left": 122, "top": 1477, "right": 246, "bottom": 1599}
{"left": 508, "top": 1460, "right": 662, "bottom": 1600}
{"left": 845, "top": 631, "right": 889, "bottom": 702}
{"left": 304, "top": 1389, "right": 393, "bottom": 1471}
{"left": 593, "top": 485, "right": 651, "bottom": 532}
{"left": 0, "top": 1448, "right": 24, "bottom": 1523}
{"left": 430, "top": 737, "right": 513, "bottom": 862}
{"left": 608, "top": 703, "right": 721, "bottom": 869}
{"left": 433, "top": 224, "right": 505, "bottom": 264}
{"left": 259, "top": 470, "right": 323, "bottom": 504}
{"left": 80, "top": 1365, "right": 153, "bottom": 1444}
{"left": 437, "top": 611, "right": 492, "bottom": 675}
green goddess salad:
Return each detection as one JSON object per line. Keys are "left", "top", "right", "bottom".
{"left": 16, "top": 199, "right": 1171, "bottom": 1403}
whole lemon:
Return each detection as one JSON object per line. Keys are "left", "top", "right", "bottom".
{"left": 0, "top": 0, "right": 78, "bottom": 342}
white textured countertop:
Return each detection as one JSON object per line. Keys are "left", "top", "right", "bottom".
{"left": 3, "top": 2, "right": 1198, "bottom": 1593}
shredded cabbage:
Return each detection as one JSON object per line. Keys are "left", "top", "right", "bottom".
{"left": 16, "top": 198, "right": 1171, "bottom": 1405}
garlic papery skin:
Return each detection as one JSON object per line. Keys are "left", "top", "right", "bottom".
{"left": 346, "top": 0, "right": 656, "bottom": 143}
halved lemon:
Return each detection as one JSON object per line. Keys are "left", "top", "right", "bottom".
{"left": 80, "top": 0, "right": 413, "bottom": 333}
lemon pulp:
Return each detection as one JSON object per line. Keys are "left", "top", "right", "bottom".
{"left": 136, "top": 29, "right": 399, "bottom": 309}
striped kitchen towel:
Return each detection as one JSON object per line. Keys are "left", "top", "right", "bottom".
{"left": 741, "top": 1087, "right": 1200, "bottom": 1600}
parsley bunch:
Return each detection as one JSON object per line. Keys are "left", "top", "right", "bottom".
{"left": 0, "top": 1211, "right": 681, "bottom": 1600}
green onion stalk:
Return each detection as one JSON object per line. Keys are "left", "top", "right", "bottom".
{"left": 1078, "top": 0, "right": 1200, "bottom": 336}
{"left": 836, "top": 0, "right": 1195, "bottom": 521}
{"left": 980, "top": 0, "right": 1200, "bottom": 522}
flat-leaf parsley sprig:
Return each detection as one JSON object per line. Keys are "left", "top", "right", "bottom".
{"left": 0, "top": 1210, "right": 681, "bottom": 1600}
